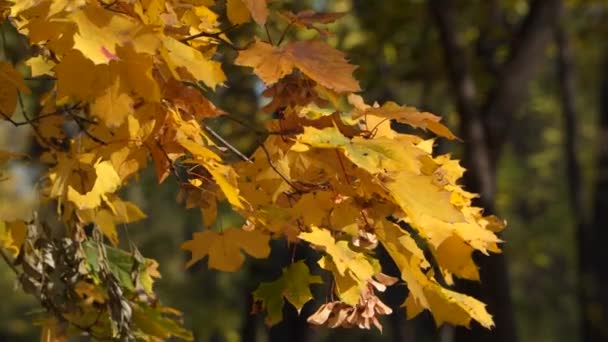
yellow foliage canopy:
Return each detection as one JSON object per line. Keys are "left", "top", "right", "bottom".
{"left": 0, "top": 0, "right": 505, "bottom": 339}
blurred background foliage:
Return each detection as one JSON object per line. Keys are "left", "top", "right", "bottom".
{"left": 1, "top": 0, "right": 607, "bottom": 341}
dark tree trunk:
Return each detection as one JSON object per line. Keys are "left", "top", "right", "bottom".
{"left": 581, "top": 53, "right": 608, "bottom": 342}
{"left": 555, "top": 17, "right": 594, "bottom": 342}
{"left": 429, "top": 1, "right": 561, "bottom": 342}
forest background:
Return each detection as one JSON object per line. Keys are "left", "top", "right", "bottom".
{"left": 0, "top": 0, "right": 606, "bottom": 342}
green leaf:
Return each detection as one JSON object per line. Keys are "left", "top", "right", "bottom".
{"left": 253, "top": 261, "right": 322, "bottom": 325}
{"left": 132, "top": 303, "right": 193, "bottom": 341}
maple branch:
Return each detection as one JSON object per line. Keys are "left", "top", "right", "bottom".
{"left": 23, "top": 76, "right": 57, "bottom": 81}
{"left": 73, "top": 116, "right": 106, "bottom": 145}
{"left": 335, "top": 150, "right": 351, "bottom": 185}
{"left": 277, "top": 22, "right": 293, "bottom": 46}
{"left": 202, "top": 124, "right": 252, "bottom": 163}
{"left": 179, "top": 26, "right": 241, "bottom": 50}
{"left": 259, "top": 142, "right": 302, "bottom": 192}
{"left": 155, "top": 141, "right": 182, "bottom": 180}
{"left": 0, "top": 104, "right": 81, "bottom": 127}
{"left": 100, "top": 0, "right": 130, "bottom": 16}
{"left": 180, "top": 25, "right": 239, "bottom": 42}
{"left": 222, "top": 114, "right": 300, "bottom": 136}
{"left": 264, "top": 24, "right": 274, "bottom": 45}
{"left": 16, "top": 91, "right": 57, "bottom": 148}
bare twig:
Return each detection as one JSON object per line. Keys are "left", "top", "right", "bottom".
{"left": 180, "top": 25, "right": 239, "bottom": 42}
{"left": 259, "top": 143, "right": 302, "bottom": 192}
{"left": 202, "top": 124, "right": 252, "bottom": 163}
{"left": 264, "top": 23, "right": 274, "bottom": 45}
{"left": 73, "top": 116, "right": 106, "bottom": 145}
{"left": 277, "top": 22, "right": 293, "bottom": 46}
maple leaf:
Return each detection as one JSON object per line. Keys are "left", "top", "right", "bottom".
{"left": 357, "top": 99, "right": 458, "bottom": 140}
{"left": 0, "top": 220, "right": 26, "bottom": 256}
{"left": 25, "top": 55, "right": 55, "bottom": 77}
{"left": 181, "top": 228, "right": 270, "bottom": 271}
{"left": 404, "top": 283, "right": 494, "bottom": 329}
{"left": 279, "top": 10, "right": 345, "bottom": 36}
{"left": 66, "top": 160, "right": 122, "bottom": 210}
{"left": 55, "top": 50, "right": 97, "bottom": 101}
{"left": 299, "top": 227, "right": 378, "bottom": 305}
{"left": 235, "top": 39, "right": 361, "bottom": 93}
{"left": 253, "top": 261, "right": 322, "bottom": 325}
{"left": 116, "top": 45, "right": 161, "bottom": 102}
{"left": 160, "top": 36, "right": 226, "bottom": 89}
{"left": 68, "top": 5, "right": 159, "bottom": 64}
{"left": 226, "top": 0, "right": 268, "bottom": 26}
{"left": 90, "top": 74, "right": 134, "bottom": 127}
{"left": 227, "top": 0, "right": 252, "bottom": 25}
{"left": 299, "top": 227, "right": 376, "bottom": 278}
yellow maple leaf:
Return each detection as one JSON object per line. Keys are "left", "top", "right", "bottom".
{"left": 90, "top": 75, "right": 134, "bottom": 127}
{"left": 235, "top": 39, "right": 360, "bottom": 93}
{"left": 69, "top": 5, "right": 159, "bottom": 64}
{"left": 67, "top": 160, "right": 122, "bottom": 210}
{"left": 55, "top": 50, "right": 97, "bottom": 101}
{"left": 116, "top": 45, "right": 161, "bottom": 102}
{"left": 160, "top": 36, "right": 226, "bottom": 89}
{"left": 181, "top": 228, "right": 271, "bottom": 271}
{"left": 377, "top": 220, "right": 430, "bottom": 308}
{"left": 434, "top": 235, "right": 479, "bottom": 281}
{"left": 361, "top": 101, "right": 458, "bottom": 140}
{"left": 299, "top": 226, "right": 376, "bottom": 281}
{"left": 0, "top": 220, "right": 26, "bottom": 256}
{"left": 406, "top": 283, "right": 494, "bottom": 329}
{"left": 227, "top": 0, "right": 251, "bottom": 25}
{"left": 25, "top": 55, "right": 55, "bottom": 77}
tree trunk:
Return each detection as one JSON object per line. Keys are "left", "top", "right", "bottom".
{"left": 429, "top": 1, "right": 561, "bottom": 341}
{"left": 581, "top": 53, "right": 608, "bottom": 342}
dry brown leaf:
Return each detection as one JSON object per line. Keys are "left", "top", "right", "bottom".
{"left": 279, "top": 10, "right": 345, "bottom": 36}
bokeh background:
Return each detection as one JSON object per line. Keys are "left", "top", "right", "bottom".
{"left": 1, "top": 0, "right": 607, "bottom": 341}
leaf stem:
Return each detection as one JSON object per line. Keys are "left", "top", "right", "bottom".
{"left": 277, "top": 22, "right": 293, "bottom": 46}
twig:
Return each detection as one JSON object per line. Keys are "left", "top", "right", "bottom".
{"left": 17, "top": 91, "right": 54, "bottom": 147}
{"left": 222, "top": 114, "right": 299, "bottom": 136}
{"left": 259, "top": 143, "right": 302, "bottom": 192}
{"left": 73, "top": 116, "right": 106, "bottom": 145}
{"left": 335, "top": 150, "right": 351, "bottom": 185}
{"left": 180, "top": 25, "right": 239, "bottom": 43}
{"left": 264, "top": 23, "right": 274, "bottom": 45}
{"left": 277, "top": 22, "right": 293, "bottom": 46}
{"left": 202, "top": 124, "right": 252, "bottom": 163}
{"left": 0, "top": 104, "right": 81, "bottom": 127}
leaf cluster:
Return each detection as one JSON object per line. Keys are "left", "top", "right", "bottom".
{"left": 0, "top": 0, "right": 505, "bottom": 339}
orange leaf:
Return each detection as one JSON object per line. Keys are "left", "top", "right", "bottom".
{"left": 279, "top": 10, "right": 345, "bottom": 36}
{"left": 235, "top": 39, "right": 360, "bottom": 93}
{"left": 243, "top": 0, "right": 268, "bottom": 25}
{"left": 363, "top": 102, "right": 459, "bottom": 140}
